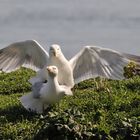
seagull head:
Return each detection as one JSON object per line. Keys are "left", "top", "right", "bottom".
{"left": 46, "top": 66, "right": 58, "bottom": 77}
{"left": 49, "top": 44, "right": 62, "bottom": 57}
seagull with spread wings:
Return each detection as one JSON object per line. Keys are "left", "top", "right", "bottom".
{"left": 0, "top": 40, "right": 140, "bottom": 88}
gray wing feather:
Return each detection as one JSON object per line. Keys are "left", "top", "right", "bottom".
{"left": 69, "top": 46, "right": 129, "bottom": 84}
{"left": 0, "top": 40, "right": 49, "bottom": 72}
{"left": 122, "top": 53, "right": 140, "bottom": 65}
{"left": 32, "top": 82, "right": 44, "bottom": 98}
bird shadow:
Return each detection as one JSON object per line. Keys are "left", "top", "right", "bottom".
{"left": 0, "top": 103, "right": 57, "bottom": 124}
{"left": 0, "top": 105, "right": 38, "bottom": 123}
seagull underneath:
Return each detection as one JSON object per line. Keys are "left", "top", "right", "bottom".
{"left": 20, "top": 65, "right": 73, "bottom": 114}
{"left": 0, "top": 40, "right": 140, "bottom": 88}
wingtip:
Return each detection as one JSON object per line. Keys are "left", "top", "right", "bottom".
{"left": 84, "top": 46, "right": 91, "bottom": 49}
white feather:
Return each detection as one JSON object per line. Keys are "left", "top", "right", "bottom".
{"left": 69, "top": 46, "right": 130, "bottom": 83}
{"left": 20, "top": 92, "right": 46, "bottom": 114}
{"left": 0, "top": 40, "right": 49, "bottom": 72}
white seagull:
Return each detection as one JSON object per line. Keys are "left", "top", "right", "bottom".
{"left": 0, "top": 40, "right": 140, "bottom": 88}
{"left": 20, "top": 65, "right": 73, "bottom": 114}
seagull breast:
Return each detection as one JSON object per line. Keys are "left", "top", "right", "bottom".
{"left": 48, "top": 52, "right": 75, "bottom": 88}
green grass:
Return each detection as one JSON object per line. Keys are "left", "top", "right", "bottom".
{"left": 0, "top": 67, "right": 35, "bottom": 94}
{"left": 0, "top": 68, "right": 140, "bottom": 140}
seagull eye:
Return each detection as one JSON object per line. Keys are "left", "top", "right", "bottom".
{"left": 53, "top": 67, "right": 56, "bottom": 70}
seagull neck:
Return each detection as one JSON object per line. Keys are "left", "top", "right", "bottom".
{"left": 59, "top": 53, "right": 68, "bottom": 61}
{"left": 48, "top": 75, "right": 59, "bottom": 88}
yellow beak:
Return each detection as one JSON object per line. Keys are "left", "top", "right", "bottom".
{"left": 53, "top": 50, "right": 57, "bottom": 57}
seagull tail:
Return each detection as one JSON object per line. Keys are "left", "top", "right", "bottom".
{"left": 66, "top": 88, "right": 73, "bottom": 96}
{"left": 20, "top": 93, "right": 43, "bottom": 114}
{"left": 64, "top": 91, "right": 73, "bottom": 96}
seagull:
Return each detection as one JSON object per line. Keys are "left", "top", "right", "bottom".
{"left": 0, "top": 40, "right": 140, "bottom": 88}
{"left": 20, "top": 65, "right": 73, "bottom": 114}
{"left": 29, "top": 44, "right": 75, "bottom": 87}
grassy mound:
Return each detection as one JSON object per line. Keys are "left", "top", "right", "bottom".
{"left": 0, "top": 68, "right": 140, "bottom": 139}
{"left": 0, "top": 68, "right": 35, "bottom": 94}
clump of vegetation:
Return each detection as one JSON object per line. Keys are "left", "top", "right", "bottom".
{"left": 0, "top": 68, "right": 140, "bottom": 139}
{"left": 0, "top": 68, "right": 35, "bottom": 94}
{"left": 124, "top": 61, "right": 140, "bottom": 78}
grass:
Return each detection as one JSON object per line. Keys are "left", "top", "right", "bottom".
{"left": 0, "top": 68, "right": 140, "bottom": 140}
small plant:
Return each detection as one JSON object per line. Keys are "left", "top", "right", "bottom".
{"left": 124, "top": 61, "right": 140, "bottom": 78}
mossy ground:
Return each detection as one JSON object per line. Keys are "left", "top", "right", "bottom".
{"left": 0, "top": 68, "right": 140, "bottom": 140}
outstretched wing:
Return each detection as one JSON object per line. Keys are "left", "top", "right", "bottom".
{"left": 0, "top": 40, "right": 49, "bottom": 72}
{"left": 69, "top": 46, "right": 129, "bottom": 84}
{"left": 122, "top": 53, "right": 140, "bottom": 65}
